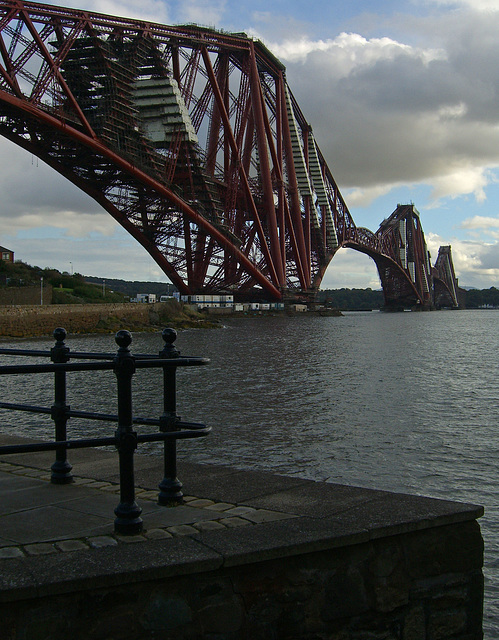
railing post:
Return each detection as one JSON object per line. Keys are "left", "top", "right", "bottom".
{"left": 158, "top": 328, "right": 183, "bottom": 505}
{"left": 50, "top": 327, "right": 73, "bottom": 484}
{"left": 113, "top": 330, "right": 143, "bottom": 535}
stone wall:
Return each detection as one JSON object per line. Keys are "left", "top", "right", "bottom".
{"left": 0, "top": 285, "right": 52, "bottom": 306}
{"left": 0, "top": 302, "right": 155, "bottom": 337}
{"left": 1, "top": 520, "right": 483, "bottom": 639}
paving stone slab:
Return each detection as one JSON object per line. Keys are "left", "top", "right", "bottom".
{"left": 193, "top": 520, "right": 226, "bottom": 532}
{"left": 0, "top": 547, "right": 24, "bottom": 559}
{"left": 325, "top": 491, "right": 484, "bottom": 539}
{"left": 144, "top": 528, "right": 173, "bottom": 540}
{"left": 239, "top": 481, "right": 389, "bottom": 517}
{"left": 52, "top": 492, "right": 128, "bottom": 519}
{"left": 133, "top": 461, "right": 311, "bottom": 504}
{"left": 0, "top": 472, "right": 46, "bottom": 496}
{"left": 0, "top": 480, "right": 100, "bottom": 517}
{"left": 0, "top": 505, "right": 112, "bottom": 544}
{"left": 24, "top": 543, "right": 57, "bottom": 556}
{"left": 140, "top": 503, "right": 225, "bottom": 529}
{"left": 88, "top": 536, "right": 118, "bottom": 549}
{"left": 241, "top": 509, "right": 297, "bottom": 524}
{"left": 55, "top": 540, "right": 90, "bottom": 552}
{"left": 219, "top": 516, "right": 253, "bottom": 528}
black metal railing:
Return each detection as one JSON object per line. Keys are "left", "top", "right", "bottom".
{"left": 0, "top": 327, "right": 210, "bottom": 534}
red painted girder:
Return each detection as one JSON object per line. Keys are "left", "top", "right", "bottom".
{"left": 0, "top": 88, "right": 282, "bottom": 298}
{"left": 279, "top": 80, "right": 309, "bottom": 288}
{"left": 18, "top": 8, "right": 96, "bottom": 138}
{"left": 0, "top": 120, "right": 192, "bottom": 294}
{"left": 29, "top": 17, "right": 86, "bottom": 102}
{"left": 200, "top": 45, "right": 280, "bottom": 289}
{"left": 248, "top": 41, "right": 284, "bottom": 286}
{"left": 2, "top": 0, "right": 254, "bottom": 53}
{"left": 0, "top": 33, "right": 22, "bottom": 95}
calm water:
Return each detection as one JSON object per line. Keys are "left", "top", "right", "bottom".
{"left": 1, "top": 310, "right": 498, "bottom": 634}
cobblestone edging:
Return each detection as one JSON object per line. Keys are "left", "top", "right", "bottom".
{"left": 0, "top": 460, "right": 295, "bottom": 559}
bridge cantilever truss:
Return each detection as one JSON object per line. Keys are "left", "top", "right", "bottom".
{"left": 345, "top": 204, "right": 460, "bottom": 309}
{"left": 0, "top": 0, "right": 460, "bottom": 307}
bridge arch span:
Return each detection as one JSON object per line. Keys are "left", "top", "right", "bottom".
{"left": 0, "top": 92, "right": 281, "bottom": 298}
{"left": 319, "top": 247, "right": 379, "bottom": 291}
{"left": 343, "top": 240, "right": 424, "bottom": 309}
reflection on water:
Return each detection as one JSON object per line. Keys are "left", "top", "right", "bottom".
{"left": 1, "top": 310, "right": 498, "bottom": 634}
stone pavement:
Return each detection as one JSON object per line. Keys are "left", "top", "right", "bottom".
{"left": 0, "top": 433, "right": 483, "bottom": 602}
{"left": 0, "top": 435, "right": 297, "bottom": 557}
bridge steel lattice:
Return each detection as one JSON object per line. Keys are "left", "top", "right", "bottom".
{"left": 0, "top": 0, "right": 459, "bottom": 307}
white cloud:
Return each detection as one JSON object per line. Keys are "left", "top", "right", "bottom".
{"left": 268, "top": 31, "right": 445, "bottom": 74}
{"left": 459, "top": 214, "right": 499, "bottom": 240}
{"left": 429, "top": 166, "right": 490, "bottom": 203}
{"left": 427, "top": 0, "right": 499, "bottom": 10}
{"left": 46, "top": 0, "right": 171, "bottom": 22}
{"left": 461, "top": 215, "right": 499, "bottom": 230}
{"left": 426, "top": 231, "right": 499, "bottom": 287}
{"left": 175, "top": 0, "right": 227, "bottom": 26}
{"left": 263, "top": 10, "right": 499, "bottom": 217}
{"left": 344, "top": 184, "right": 395, "bottom": 208}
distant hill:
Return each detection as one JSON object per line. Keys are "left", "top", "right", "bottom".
{"left": 83, "top": 276, "right": 177, "bottom": 299}
{"left": 316, "top": 288, "right": 384, "bottom": 310}
{"left": 462, "top": 286, "right": 499, "bottom": 308}
{"left": 0, "top": 261, "right": 128, "bottom": 304}
{"left": 2, "top": 260, "right": 496, "bottom": 308}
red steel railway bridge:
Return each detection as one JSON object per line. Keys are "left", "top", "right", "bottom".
{"left": 0, "top": 0, "right": 460, "bottom": 309}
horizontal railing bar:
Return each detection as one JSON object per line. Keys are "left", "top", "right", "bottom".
{"left": 0, "top": 425, "right": 211, "bottom": 455}
{"left": 0, "top": 401, "right": 157, "bottom": 424}
{"left": 0, "top": 402, "right": 51, "bottom": 414}
{"left": 0, "top": 401, "right": 206, "bottom": 429}
{"left": 68, "top": 409, "right": 158, "bottom": 424}
{"left": 0, "top": 356, "right": 209, "bottom": 375}
{"left": 0, "top": 361, "right": 115, "bottom": 374}
{"left": 0, "top": 349, "right": 206, "bottom": 361}
{"left": 0, "top": 402, "right": 160, "bottom": 424}
{"left": 0, "top": 348, "right": 52, "bottom": 357}
{"left": 0, "top": 348, "right": 140, "bottom": 360}
{"left": 135, "top": 357, "right": 209, "bottom": 368}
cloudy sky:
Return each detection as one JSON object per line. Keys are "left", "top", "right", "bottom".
{"left": 1, "top": 0, "right": 499, "bottom": 289}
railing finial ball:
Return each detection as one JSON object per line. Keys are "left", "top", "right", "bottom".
{"left": 162, "top": 328, "right": 177, "bottom": 345}
{"left": 53, "top": 327, "right": 67, "bottom": 342}
{"left": 115, "top": 329, "right": 132, "bottom": 349}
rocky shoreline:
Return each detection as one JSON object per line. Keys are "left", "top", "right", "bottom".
{"left": 0, "top": 300, "right": 216, "bottom": 338}
{"left": 0, "top": 301, "right": 343, "bottom": 339}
